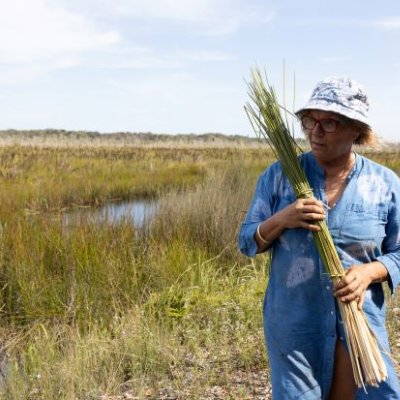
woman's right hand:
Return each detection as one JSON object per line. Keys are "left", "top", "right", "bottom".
{"left": 279, "top": 198, "right": 326, "bottom": 232}
{"left": 255, "top": 197, "right": 326, "bottom": 252}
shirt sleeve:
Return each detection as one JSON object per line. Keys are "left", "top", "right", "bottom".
{"left": 238, "top": 164, "right": 277, "bottom": 257}
{"left": 376, "top": 174, "right": 400, "bottom": 294}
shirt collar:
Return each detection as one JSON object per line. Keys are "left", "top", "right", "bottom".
{"left": 305, "top": 151, "right": 361, "bottom": 181}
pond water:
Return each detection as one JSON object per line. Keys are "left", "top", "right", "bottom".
{"left": 64, "top": 199, "right": 158, "bottom": 227}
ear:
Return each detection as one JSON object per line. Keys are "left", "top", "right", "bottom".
{"left": 350, "top": 126, "right": 361, "bottom": 143}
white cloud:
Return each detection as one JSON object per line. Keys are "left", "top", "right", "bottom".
{"left": 0, "top": 0, "right": 265, "bottom": 84}
{"left": 109, "top": 0, "right": 220, "bottom": 21}
{"left": 106, "top": 71, "right": 238, "bottom": 115}
{"left": 370, "top": 17, "right": 400, "bottom": 30}
{"left": 296, "top": 16, "right": 400, "bottom": 31}
{"left": 88, "top": 53, "right": 185, "bottom": 70}
{"left": 0, "top": 57, "right": 81, "bottom": 85}
{"left": 84, "top": 46, "right": 233, "bottom": 70}
{"left": 59, "top": 0, "right": 276, "bottom": 35}
{"left": 180, "top": 50, "right": 233, "bottom": 62}
{"left": 102, "top": 71, "right": 243, "bottom": 133}
{"left": 318, "top": 56, "right": 349, "bottom": 64}
{"left": 0, "top": 0, "right": 119, "bottom": 65}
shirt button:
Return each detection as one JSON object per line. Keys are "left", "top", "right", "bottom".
{"left": 330, "top": 311, "right": 334, "bottom": 315}
{"left": 326, "top": 285, "right": 330, "bottom": 290}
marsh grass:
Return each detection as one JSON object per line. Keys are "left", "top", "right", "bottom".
{"left": 0, "top": 145, "right": 271, "bottom": 398}
{"left": 0, "top": 259, "right": 268, "bottom": 399}
{"left": 0, "top": 142, "right": 397, "bottom": 398}
{"left": 0, "top": 146, "right": 272, "bottom": 216}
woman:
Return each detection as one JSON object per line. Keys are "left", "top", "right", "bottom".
{"left": 239, "top": 77, "right": 400, "bottom": 399}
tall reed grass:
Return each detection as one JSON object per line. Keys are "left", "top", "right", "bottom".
{"left": 0, "top": 143, "right": 397, "bottom": 398}
{"left": 0, "top": 152, "right": 270, "bottom": 398}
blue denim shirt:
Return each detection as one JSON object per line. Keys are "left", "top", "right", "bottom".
{"left": 239, "top": 152, "right": 400, "bottom": 399}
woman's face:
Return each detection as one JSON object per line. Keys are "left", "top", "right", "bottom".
{"left": 301, "top": 110, "right": 359, "bottom": 163}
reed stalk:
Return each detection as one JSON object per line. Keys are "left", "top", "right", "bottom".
{"left": 244, "top": 68, "right": 387, "bottom": 389}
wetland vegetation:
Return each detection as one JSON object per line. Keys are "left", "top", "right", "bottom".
{"left": 0, "top": 131, "right": 398, "bottom": 399}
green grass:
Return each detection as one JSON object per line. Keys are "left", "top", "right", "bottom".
{"left": 0, "top": 146, "right": 273, "bottom": 215}
{"left": 0, "top": 143, "right": 397, "bottom": 399}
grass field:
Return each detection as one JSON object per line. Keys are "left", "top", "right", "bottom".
{"left": 0, "top": 135, "right": 398, "bottom": 399}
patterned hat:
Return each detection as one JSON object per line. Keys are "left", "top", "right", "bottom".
{"left": 295, "top": 77, "right": 370, "bottom": 126}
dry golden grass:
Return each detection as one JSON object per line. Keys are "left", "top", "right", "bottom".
{"left": 0, "top": 135, "right": 397, "bottom": 398}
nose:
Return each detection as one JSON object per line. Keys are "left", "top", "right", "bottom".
{"left": 311, "top": 121, "right": 325, "bottom": 136}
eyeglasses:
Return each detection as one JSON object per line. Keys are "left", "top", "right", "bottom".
{"left": 301, "top": 115, "right": 344, "bottom": 133}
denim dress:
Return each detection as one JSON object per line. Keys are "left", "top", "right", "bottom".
{"left": 239, "top": 151, "right": 400, "bottom": 399}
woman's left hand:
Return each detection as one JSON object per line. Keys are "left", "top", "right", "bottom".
{"left": 333, "top": 265, "right": 372, "bottom": 310}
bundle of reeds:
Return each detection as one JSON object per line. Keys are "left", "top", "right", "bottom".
{"left": 244, "top": 68, "right": 387, "bottom": 389}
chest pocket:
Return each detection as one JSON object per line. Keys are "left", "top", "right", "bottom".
{"left": 339, "top": 203, "right": 387, "bottom": 241}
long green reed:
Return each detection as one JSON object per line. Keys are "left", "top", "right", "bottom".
{"left": 245, "top": 68, "right": 387, "bottom": 389}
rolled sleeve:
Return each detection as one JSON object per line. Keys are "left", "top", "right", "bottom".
{"left": 238, "top": 221, "right": 260, "bottom": 257}
{"left": 376, "top": 254, "right": 400, "bottom": 294}
{"left": 376, "top": 179, "right": 400, "bottom": 294}
{"left": 238, "top": 164, "right": 278, "bottom": 257}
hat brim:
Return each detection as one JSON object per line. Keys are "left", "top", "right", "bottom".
{"left": 295, "top": 101, "right": 370, "bottom": 127}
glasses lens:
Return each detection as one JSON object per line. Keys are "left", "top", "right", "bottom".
{"left": 301, "top": 115, "right": 339, "bottom": 133}
{"left": 301, "top": 116, "right": 315, "bottom": 130}
{"left": 320, "top": 118, "right": 338, "bottom": 133}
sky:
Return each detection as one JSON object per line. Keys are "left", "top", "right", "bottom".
{"left": 0, "top": 0, "right": 399, "bottom": 141}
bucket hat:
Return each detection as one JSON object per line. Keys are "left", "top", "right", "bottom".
{"left": 295, "top": 77, "right": 370, "bottom": 126}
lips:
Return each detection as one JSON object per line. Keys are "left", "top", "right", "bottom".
{"left": 311, "top": 142, "right": 325, "bottom": 149}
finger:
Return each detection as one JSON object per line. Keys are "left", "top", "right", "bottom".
{"left": 295, "top": 201, "right": 324, "bottom": 213}
{"left": 334, "top": 282, "right": 358, "bottom": 297}
{"left": 334, "top": 276, "right": 359, "bottom": 296}
{"left": 307, "top": 224, "right": 321, "bottom": 232}
{"left": 301, "top": 198, "right": 324, "bottom": 207}
{"left": 301, "top": 208, "right": 326, "bottom": 217}
{"left": 337, "top": 289, "right": 361, "bottom": 303}
{"left": 336, "top": 282, "right": 366, "bottom": 302}
{"left": 343, "top": 270, "right": 359, "bottom": 286}
{"left": 302, "top": 212, "right": 326, "bottom": 221}
{"left": 334, "top": 273, "right": 356, "bottom": 290}
{"left": 299, "top": 221, "right": 321, "bottom": 231}
{"left": 357, "top": 292, "right": 366, "bottom": 311}
{"left": 298, "top": 202, "right": 325, "bottom": 211}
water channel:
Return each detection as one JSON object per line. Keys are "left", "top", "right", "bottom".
{"left": 63, "top": 199, "right": 158, "bottom": 227}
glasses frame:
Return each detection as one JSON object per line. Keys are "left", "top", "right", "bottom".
{"left": 300, "top": 114, "right": 346, "bottom": 134}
